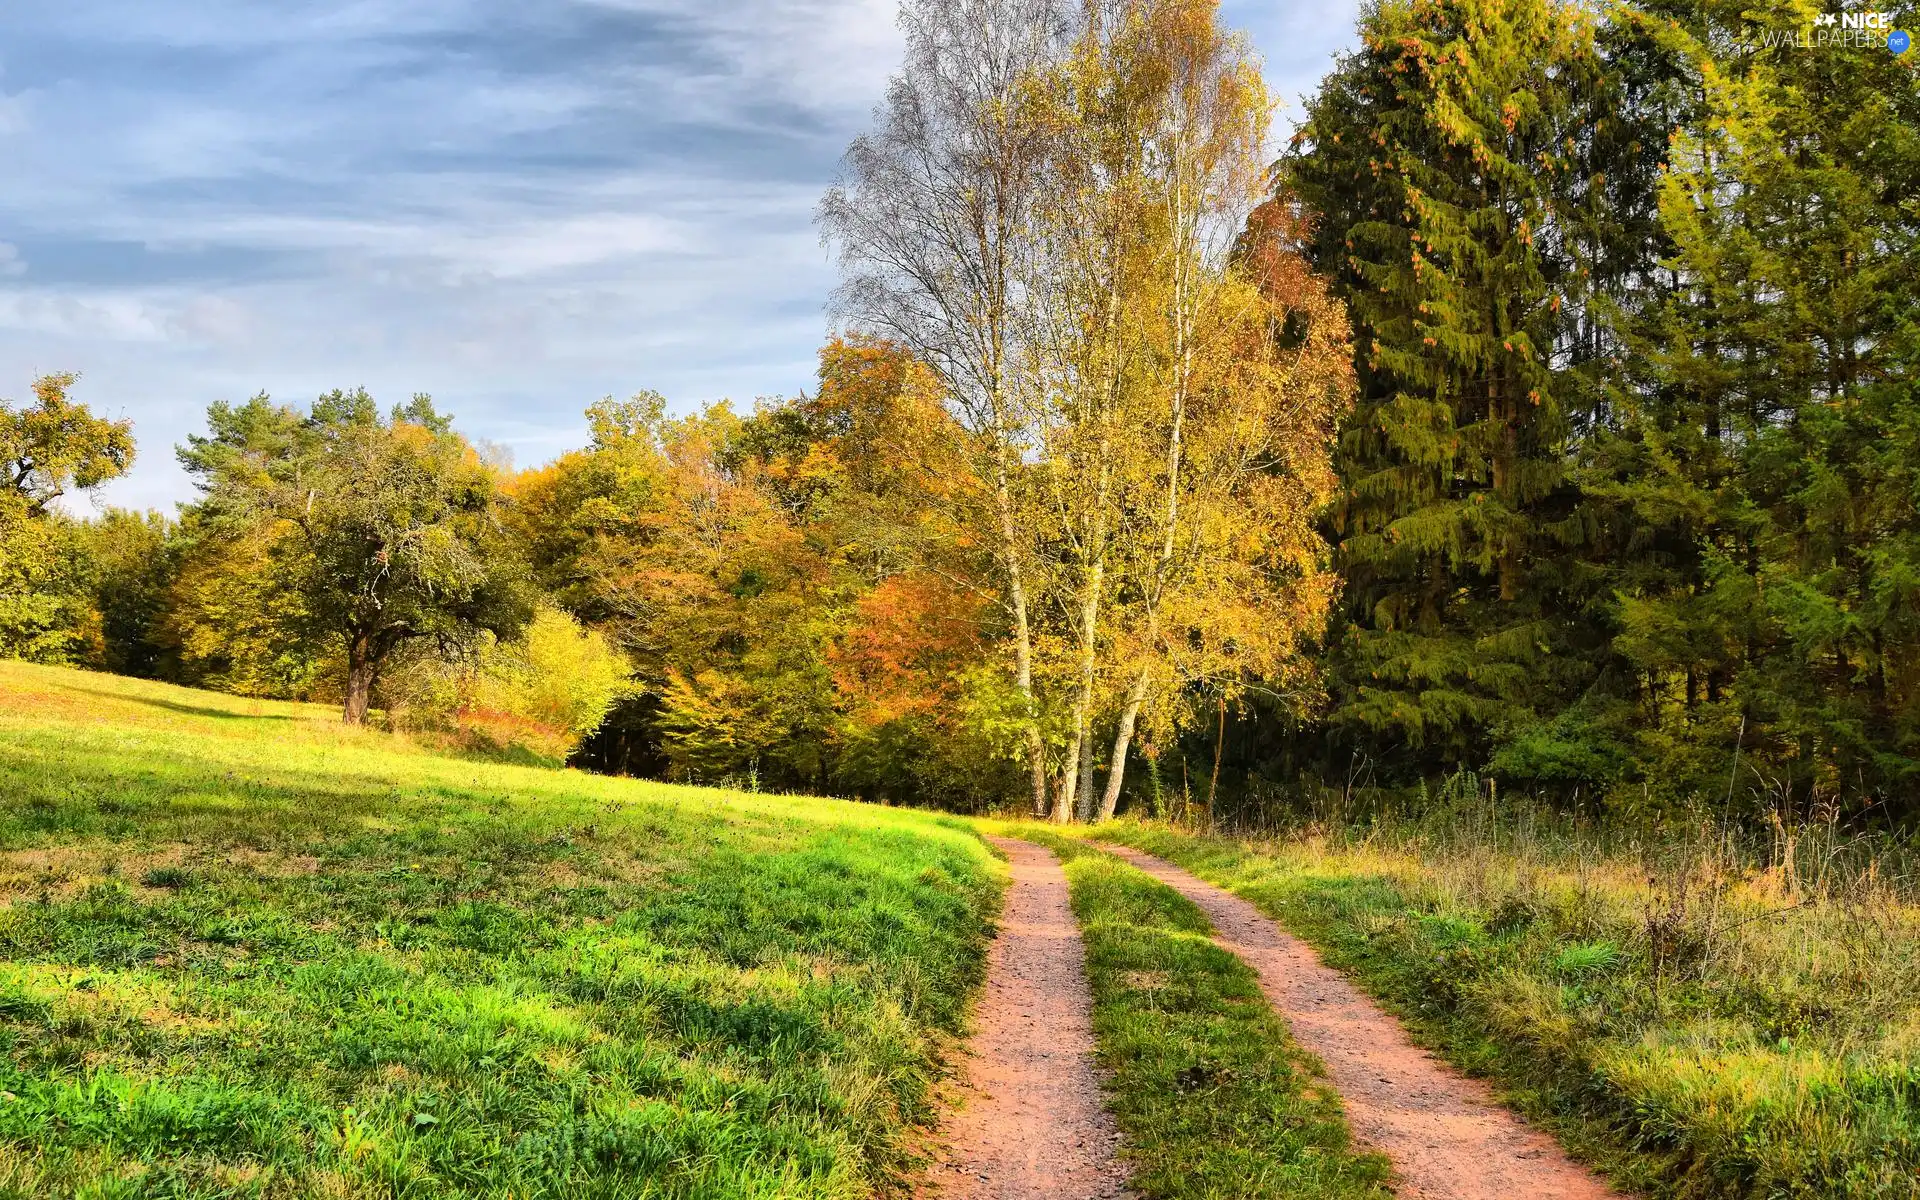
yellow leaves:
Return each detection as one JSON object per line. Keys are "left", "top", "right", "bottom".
{"left": 2, "top": 372, "right": 136, "bottom": 515}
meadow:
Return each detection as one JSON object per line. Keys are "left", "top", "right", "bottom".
{"left": 0, "top": 661, "right": 999, "bottom": 1199}
{"left": 7, "top": 657, "right": 1915, "bottom": 1200}
{"left": 1093, "top": 810, "right": 1920, "bottom": 1199}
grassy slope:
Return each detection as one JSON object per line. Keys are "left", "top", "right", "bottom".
{"left": 1093, "top": 822, "right": 1920, "bottom": 1200}
{"left": 0, "top": 662, "right": 999, "bottom": 1200}
{"left": 1003, "top": 826, "right": 1391, "bottom": 1200}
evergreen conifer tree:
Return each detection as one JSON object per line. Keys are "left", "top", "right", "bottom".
{"left": 1287, "top": 0, "right": 1615, "bottom": 772}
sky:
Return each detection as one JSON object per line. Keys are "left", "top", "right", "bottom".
{"left": 0, "top": 0, "right": 1362, "bottom": 514}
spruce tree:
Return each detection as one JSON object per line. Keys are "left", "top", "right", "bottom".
{"left": 1287, "top": 0, "right": 1614, "bottom": 773}
{"left": 1615, "top": 0, "right": 1920, "bottom": 811}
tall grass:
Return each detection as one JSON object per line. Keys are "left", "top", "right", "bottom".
{"left": 1096, "top": 793, "right": 1920, "bottom": 1199}
{"left": 1218, "top": 767, "right": 1920, "bottom": 902}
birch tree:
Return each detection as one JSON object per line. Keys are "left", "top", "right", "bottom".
{"left": 819, "top": 0, "right": 1068, "bottom": 816}
{"left": 1095, "top": 193, "right": 1355, "bottom": 818}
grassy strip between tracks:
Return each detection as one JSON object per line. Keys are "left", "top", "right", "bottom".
{"left": 1007, "top": 826, "right": 1392, "bottom": 1200}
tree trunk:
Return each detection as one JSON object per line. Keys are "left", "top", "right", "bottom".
{"left": 1065, "top": 552, "right": 1104, "bottom": 822}
{"left": 991, "top": 450, "right": 1050, "bottom": 819}
{"left": 1025, "top": 726, "right": 1050, "bottom": 817}
{"left": 1053, "top": 744, "right": 1079, "bottom": 824}
{"left": 1097, "top": 667, "right": 1150, "bottom": 821}
{"left": 1007, "top": 552, "right": 1048, "bottom": 818}
{"left": 1207, "top": 694, "right": 1226, "bottom": 824}
{"left": 1012, "top": 580, "right": 1048, "bottom": 819}
{"left": 342, "top": 631, "right": 376, "bottom": 725}
{"left": 1076, "top": 725, "right": 1099, "bottom": 823}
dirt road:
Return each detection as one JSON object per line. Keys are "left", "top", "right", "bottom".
{"left": 1103, "top": 843, "right": 1615, "bottom": 1200}
{"left": 922, "top": 837, "right": 1130, "bottom": 1200}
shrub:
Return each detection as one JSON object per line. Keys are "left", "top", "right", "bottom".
{"left": 386, "top": 607, "right": 633, "bottom": 762}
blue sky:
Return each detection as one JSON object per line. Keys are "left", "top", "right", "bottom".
{"left": 0, "top": 0, "right": 1361, "bottom": 513}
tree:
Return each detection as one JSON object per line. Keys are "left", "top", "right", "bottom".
{"left": 515, "top": 392, "right": 846, "bottom": 786}
{"left": 382, "top": 605, "right": 634, "bottom": 761}
{"left": 0, "top": 505, "right": 97, "bottom": 663}
{"left": 1287, "top": 0, "right": 1614, "bottom": 773}
{"left": 77, "top": 508, "right": 176, "bottom": 678}
{"left": 1022, "top": 0, "right": 1164, "bottom": 820}
{"left": 1020, "top": 0, "right": 1323, "bottom": 821}
{"left": 159, "top": 511, "right": 335, "bottom": 699}
{"left": 820, "top": 0, "right": 1067, "bottom": 816}
{"left": 179, "top": 390, "right": 531, "bottom": 723}
{"left": 2, "top": 373, "right": 134, "bottom": 519}
{"left": 0, "top": 373, "right": 134, "bottom": 663}
{"left": 1598, "top": 0, "right": 1920, "bottom": 812}
{"left": 1092, "top": 193, "right": 1356, "bottom": 819}
{"left": 822, "top": 0, "right": 1354, "bottom": 820}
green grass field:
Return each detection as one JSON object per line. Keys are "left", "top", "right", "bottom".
{"left": 0, "top": 662, "right": 999, "bottom": 1199}
{"left": 1092, "top": 822, "right": 1920, "bottom": 1200}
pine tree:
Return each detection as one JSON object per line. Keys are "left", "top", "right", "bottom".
{"left": 1287, "top": 0, "right": 1614, "bottom": 773}
{"left": 1613, "top": 0, "right": 1920, "bottom": 812}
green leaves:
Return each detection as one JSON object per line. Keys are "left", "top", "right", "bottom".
{"left": 1292, "top": 0, "right": 1616, "bottom": 765}
{"left": 0, "top": 375, "right": 139, "bottom": 667}
{"left": 0, "top": 373, "right": 135, "bottom": 518}
{"left": 179, "top": 388, "right": 534, "bottom": 723}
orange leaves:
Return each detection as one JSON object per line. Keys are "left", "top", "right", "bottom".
{"left": 830, "top": 572, "right": 984, "bottom": 725}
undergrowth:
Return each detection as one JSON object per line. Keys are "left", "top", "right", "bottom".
{"left": 0, "top": 661, "right": 999, "bottom": 1198}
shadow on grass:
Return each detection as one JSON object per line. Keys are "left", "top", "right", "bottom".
{"left": 57, "top": 683, "right": 300, "bottom": 723}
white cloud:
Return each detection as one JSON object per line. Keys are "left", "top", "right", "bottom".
{"left": 0, "top": 0, "right": 1359, "bottom": 516}
{"left": 583, "top": 0, "right": 901, "bottom": 113}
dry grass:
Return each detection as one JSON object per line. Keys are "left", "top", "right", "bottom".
{"left": 1095, "top": 808, "right": 1920, "bottom": 1199}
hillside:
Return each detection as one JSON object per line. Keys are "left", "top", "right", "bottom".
{"left": 0, "top": 662, "right": 997, "bottom": 1198}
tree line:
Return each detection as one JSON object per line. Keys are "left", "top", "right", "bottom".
{"left": 5, "top": 0, "right": 1918, "bottom": 825}
{"left": 1281, "top": 0, "right": 1920, "bottom": 824}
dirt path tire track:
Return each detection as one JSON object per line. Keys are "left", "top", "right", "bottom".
{"left": 1103, "top": 843, "right": 1616, "bottom": 1200}
{"left": 922, "top": 837, "right": 1130, "bottom": 1200}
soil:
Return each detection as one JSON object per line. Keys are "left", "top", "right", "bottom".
{"left": 921, "top": 837, "right": 1131, "bottom": 1200}
{"left": 1104, "top": 844, "right": 1617, "bottom": 1200}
